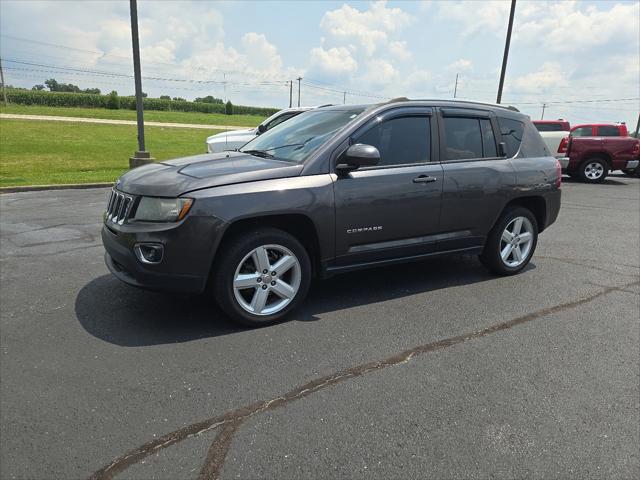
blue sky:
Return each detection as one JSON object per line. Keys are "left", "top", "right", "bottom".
{"left": 1, "top": 0, "right": 638, "bottom": 126}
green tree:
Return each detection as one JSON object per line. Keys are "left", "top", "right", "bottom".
{"left": 32, "top": 84, "right": 45, "bottom": 91}
{"left": 160, "top": 95, "right": 171, "bottom": 100}
{"left": 106, "top": 91, "right": 120, "bottom": 109}
{"left": 225, "top": 100, "right": 233, "bottom": 115}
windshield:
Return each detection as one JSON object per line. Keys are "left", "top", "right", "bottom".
{"left": 241, "top": 108, "right": 366, "bottom": 162}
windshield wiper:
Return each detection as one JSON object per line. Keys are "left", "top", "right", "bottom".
{"left": 243, "top": 149, "right": 275, "bottom": 159}
{"left": 262, "top": 137, "right": 315, "bottom": 153}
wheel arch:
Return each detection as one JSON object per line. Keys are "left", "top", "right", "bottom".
{"left": 498, "top": 196, "right": 548, "bottom": 233}
{"left": 213, "top": 213, "right": 322, "bottom": 277}
{"left": 579, "top": 151, "right": 612, "bottom": 169}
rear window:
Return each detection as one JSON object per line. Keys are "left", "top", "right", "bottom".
{"left": 571, "top": 126, "right": 592, "bottom": 137}
{"left": 534, "top": 123, "right": 565, "bottom": 132}
{"left": 498, "top": 117, "right": 524, "bottom": 157}
{"left": 596, "top": 125, "right": 620, "bottom": 136}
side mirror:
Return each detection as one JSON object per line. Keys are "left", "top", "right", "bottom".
{"left": 498, "top": 141, "right": 507, "bottom": 157}
{"left": 257, "top": 124, "right": 267, "bottom": 134}
{"left": 336, "top": 144, "right": 380, "bottom": 174}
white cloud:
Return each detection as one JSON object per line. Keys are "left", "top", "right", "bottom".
{"left": 516, "top": 1, "right": 640, "bottom": 53}
{"left": 388, "top": 41, "right": 411, "bottom": 61}
{"left": 446, "top": 59, "right": 473, "bottom": 73}
{"left": 319, "top": 0, "right": 413, "bottom": 56}
{"left": 241, "top": 33, "right": 283, "bottom": 72}
{"left": 439, "top": 0, "right": 640, "bottom": 53}
{"left": 308, "top": 46, "right": 358, "bottom": 76}
{"left": 510, "top": 62, "right": 570, "bottom": 93}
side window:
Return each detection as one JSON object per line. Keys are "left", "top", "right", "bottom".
{"left": 265, "top": 112, "right": 298, "bottom": 131}
{"left": 596, "top": 126, "right": 620, "bottom": 136}
{"left": 442, "top": 117, "right": 483, "bottom": 160}
{"left": 497, "top": 117, "right": 524, "bottom": 157}
{"left": 571, "top": 126, "right": 592, "bottom": 137}
{"left": 355, "top": 116, "right": 430, "bottom": 166}
{"left": 481, "top": 119, "right": 498, "bottom": 157}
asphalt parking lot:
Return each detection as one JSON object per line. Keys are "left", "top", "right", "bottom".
{"left": 1, "top": 175, "right": 638, "bottom": 479}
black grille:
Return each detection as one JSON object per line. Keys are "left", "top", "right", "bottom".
{"left": 105, "top": 189, "right": 135, "bottom": 225}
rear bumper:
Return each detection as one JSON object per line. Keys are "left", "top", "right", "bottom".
{"left": 557, "top": 157, "right": 570, "bottom": 170}
{"left": 101, "top": 215, "right": 226, "bottom": 294}
{"left": 626, "top": 160, "right": 639, "bottom": 170}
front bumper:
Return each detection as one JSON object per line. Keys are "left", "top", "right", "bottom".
{"left": 101, "top": 215, "right": 226, "bottom": 294}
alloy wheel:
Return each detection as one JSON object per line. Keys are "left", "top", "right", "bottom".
{"left": 500, "top": 216, "right": 534, "bottom": 268}
{"left": 232, "top": 244, "right": 301, "bottom": 316}
{"left": 584, "top": 162, "right": 604, "bottom": 180}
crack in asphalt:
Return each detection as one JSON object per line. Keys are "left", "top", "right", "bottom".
{"left": 537, "top": 255, "right": 640, "bottom": 277}
{"left": 87, "top": 278, "right": 640, "bottom": 480}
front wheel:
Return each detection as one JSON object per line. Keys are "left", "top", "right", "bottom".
{"left": 480, "top": 207, "right": 539, "bottom": 275}
{"left": 578, "top": 158, "right": 609, "bottom": 183}
{"left": 213, "top": 228, "right": 311, "bottom": 326}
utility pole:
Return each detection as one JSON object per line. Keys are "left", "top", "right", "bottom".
{"left": 343, "top": 91, "right": 346, "bottom": 104}
{"left": 634, "top": 113, "right": 640, "bottom": 137}
{"left": 496, "top": 0, "right": 516, "bottom": 104}
{"left": 289, "top": 80, "right": 293, "bottom": 108}
{"left": 297, "top": 76, "right": 302, "bottom": 107}
{"left": 0, "top": 58, "right": 7, "bottom": 107}
{"left": 128, "top": 0, "right": 153, "bottom": 168}
{"left": 541, "top": 103, "right": 546, "bottom": 120}
{"left": 453, "top": 73, "right": 459, "bottom": 99}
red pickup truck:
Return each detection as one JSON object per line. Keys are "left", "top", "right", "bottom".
{"left": 558, "top": 133, "right": 640, "bottom": 183}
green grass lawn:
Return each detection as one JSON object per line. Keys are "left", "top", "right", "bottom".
{"left": 0, "top": 119, "right": 221, "bottom": 187}
{"left": 0, "top": 104, "right": 266, "bottom": 127}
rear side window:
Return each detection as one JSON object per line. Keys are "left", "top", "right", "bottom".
{"left": 498, "top": 117, "right": 524, "bottom": 157}
{"left": 481, "top": 119, "right": 498, "bottom": 157}
{"left": 596, "top": 126, "right": 620, "bottom": 136}
{"left": 355, "top": 116, "right": 430, "bottom": 166}
{"left": 442, "top": 117, "right": 483, "bottom": 160}
{"left": 571, "top": 126, "right": 592, "bottom": 137}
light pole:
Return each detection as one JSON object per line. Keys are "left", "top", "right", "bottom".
{"left": 129, "top": 0, "right": 153, "bottom": 168}
{"left": 297, "top": 77, "right": 302, "bottom": 107}
{"left": 496, "top": 0, "right": 516, "bottom": 104}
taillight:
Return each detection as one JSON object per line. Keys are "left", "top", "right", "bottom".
{"left": 632, "top": 140, "right": 640, "bottom": 157}
{"left": 555, "top": 159, "right": 562, "bottom": 188}
{"left": 557, "top": 136, "right": 569, "bottom": 153}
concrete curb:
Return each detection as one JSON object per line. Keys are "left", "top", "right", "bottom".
{"left": 0, "top": 183, "right": 113, "bottom": 194}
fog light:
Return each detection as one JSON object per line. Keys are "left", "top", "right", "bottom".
{"left": 134, "top": 243, "right": 164, "bottom": 264}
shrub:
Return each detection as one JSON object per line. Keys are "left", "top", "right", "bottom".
{"left": 4, "top": 88, "right": 280, "bottom": 117}
{"left": 225, "top": 100, "right": 234, "bottom": 115}
{"left": 106, "top": 91, "right": 120, "bottom": 109}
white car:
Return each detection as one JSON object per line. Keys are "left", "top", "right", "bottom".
{"left": 206, "top": 107, "right": 312, "bottom": 153}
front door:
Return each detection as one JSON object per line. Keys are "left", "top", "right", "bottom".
{"left": 332, "top": 108, "right": 443, "bottom": 267}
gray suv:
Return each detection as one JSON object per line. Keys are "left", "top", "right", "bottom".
{"left": 102, "top": 99, "right": 561, "bottom": 326}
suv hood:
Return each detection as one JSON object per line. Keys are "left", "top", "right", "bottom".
{"left": 116, "top": 151, "right": 303, "bottom": 197}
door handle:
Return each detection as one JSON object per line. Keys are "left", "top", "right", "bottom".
{"left": 413, "top": 175, "right": 437, "bottom": 183}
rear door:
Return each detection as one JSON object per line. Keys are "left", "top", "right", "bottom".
{"left": 332, "top": 107, "right": 444, "bottom": 267}
{"left": 437, "top": 108, "right": 517, "bottom": 250}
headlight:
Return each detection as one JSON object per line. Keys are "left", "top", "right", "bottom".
{"left": 134, "top": 197, "right": 194, "bottom": 222}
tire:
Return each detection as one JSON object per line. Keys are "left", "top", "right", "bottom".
{"left": 479, "top": 206, "right": 539, "bottom": 276}
{"left": 578, "top": 158, "right": 609, "bottom": 183}
{"left": 213, "top": 228, "right": 311, "bottom": 327}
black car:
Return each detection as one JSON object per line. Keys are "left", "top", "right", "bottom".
{"left": 102, "top": 99, "right": 561, "bottom": 326}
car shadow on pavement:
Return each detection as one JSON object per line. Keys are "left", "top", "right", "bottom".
{"left": 562, "top": 175, "right": 629, "bottom": 186}
{"left": 75, "top": 254, "right": 534, "bottom": 347}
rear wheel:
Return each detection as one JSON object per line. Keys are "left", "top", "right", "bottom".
{"left": 480, "top": 207, "right": 538, "bottom": 275}
{"left": 578, "top": 158, "right": 609, "bottom": 183}
{"left": 213, "top": 228, "right": 311, "bottom": 326}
